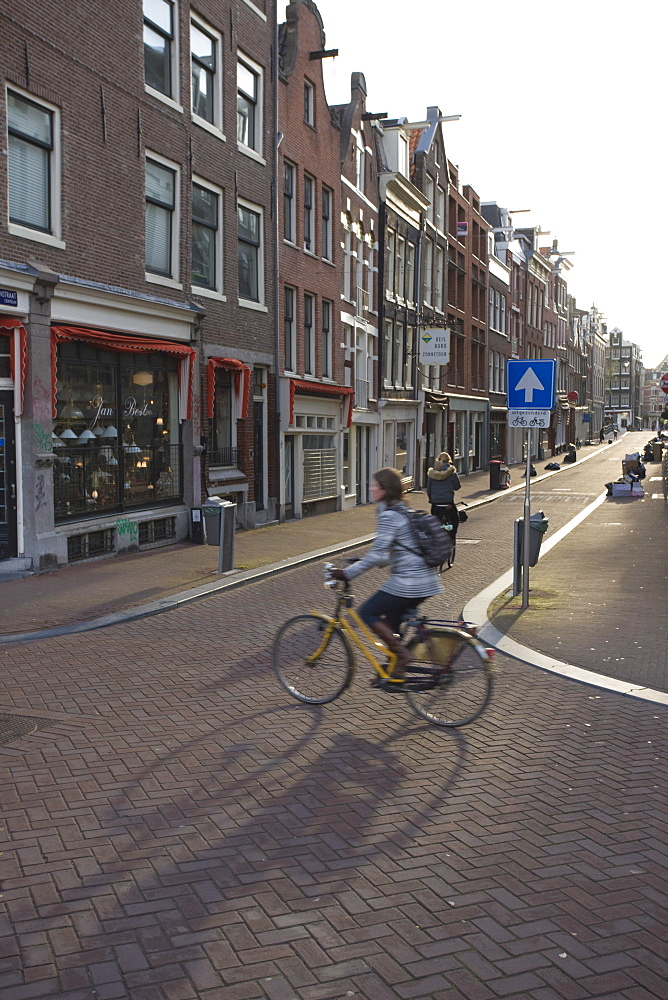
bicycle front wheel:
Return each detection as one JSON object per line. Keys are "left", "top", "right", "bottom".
{"left": 405, "top": 629, "right": 492, "bottom": 727}
{"left": 273, "top": 614, "right": 354, "bottom": 704}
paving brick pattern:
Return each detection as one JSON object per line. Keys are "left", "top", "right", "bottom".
{"left": 0, "top": 435, "right": 665, "bottom": 998}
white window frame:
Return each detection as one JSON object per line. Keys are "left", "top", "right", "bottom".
{"left": 237, "top": 198, "right": 265, "bottom": 308}
{"left": 425, "top": 175, "right": 435, "bottom": 226}
{"left": 397, "top": 236, "right": 406, "bottom": 301}
{"left": 384, "top": 319, "right": 393, "bottom": 386}
{"left": 434, "top": 245, "right": 444, "bottom": 312}
{"left": 304, "top": 79, "right": 315, "bottom": 127}
{"left": 303, "top": 173, "right": 315, "bottom": 253}
{"left": 355, "top": 131, "right": 365, "bottom": 193}
{"left": 321, "top": 185, "right": 333, "bottom": 261}
{"left": 386, "top": 229, "right": 396, "bottom": 296}
{"left": 190, "top": 13, "right": 224, "bottom": 139}
{"left": 436, "top": 187, "right": 445, "bottom": 233}
{"left": 191, "top": 174, "right": 224, "bottom": 299}
{"left": 423, "top": 238, "right": 433, "bottom": 306}
{"left": 237, "top": 50, "right": 264, "bottom": 162}
{"left": 6, "top": 86, "right": 65, "bottom": 249}
{"left": 143, "top": 0, "right": 182, "bottom": 111}
{"left": 284, "top": 285, "right": 296, "bottom": 372}
{"left": 283, "top": 160, "right": 296, "bottom": 244}
{"left": 145, "top": 151, "right": 181, "bottom": 288}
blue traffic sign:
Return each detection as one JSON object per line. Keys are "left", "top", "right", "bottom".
{"left": 506, "top": 360, "right": 556, "bottom": 410}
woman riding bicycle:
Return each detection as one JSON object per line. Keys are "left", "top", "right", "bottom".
{"left": 329, "top": 467, "right": 442, "bottom": 681}
{"left": 426, "top": 452, "right": 462, "bottom": 542}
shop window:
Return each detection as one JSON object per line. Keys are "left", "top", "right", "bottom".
{"left": 191, "top": 15, "right": 222, "bottom": 130}
{"left": 0, "top": 336, "right": 11, "bottom": 378}
{"left": 192, "top": 179, "right": 221, "bottom": 291}
{"left": 210, "top": 368, "right": 235, "bottom": 466}
{"left": 7, "top": 89, "right": 61, "bottom": 240}
{"left": 303, "top": 434, "right": 336, "bottom": 501}
{"left": 237, "top": 201, "right": 263, "bottom": 303}
{"left": 144, "top": 0, "right": 177, "bottom": 100}
{"left": 396, "top": 421, "right": 409, "bottom": 476}
{"left": 53, "top": 344, "right": 181, "bottom": 522}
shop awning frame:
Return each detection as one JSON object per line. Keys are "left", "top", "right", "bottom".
{"left": 0, "top": 316, "right": 28, "bottom": 416}
{"left": 207, "top": 357, "right": 251, "bottom": 421}
{"left": 289, "top": 379, "right": 354, "bottom": 427}
{"left": 51, "top": 324, "right": 196, "bottom": 421}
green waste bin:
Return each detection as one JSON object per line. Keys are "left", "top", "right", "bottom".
{"left": 516, "top": 510, "right": 549, "bottom": 567}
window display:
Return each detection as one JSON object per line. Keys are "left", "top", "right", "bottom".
{"left": 52, "top": 342, "right": 181, "bottom": 521}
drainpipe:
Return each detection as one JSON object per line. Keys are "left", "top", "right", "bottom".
{"left": 272, "top": 10, "right": 282, "bottom": 521}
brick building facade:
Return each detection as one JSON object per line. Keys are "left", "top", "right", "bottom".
{"left": 0, "top": 0, "right": 277, "bottom": 570}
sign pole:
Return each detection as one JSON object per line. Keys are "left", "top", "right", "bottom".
{"left": 522, "top": 428, "right": 532, "bottom": 609}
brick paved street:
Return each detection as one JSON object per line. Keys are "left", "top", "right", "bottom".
{"left": 1, "top": 437, "right": 666, "bottom": 999}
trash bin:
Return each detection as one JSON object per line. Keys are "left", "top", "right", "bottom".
{"left": 516, "top": 510, "right": 549, "bottom": 567}
{"left": 190, "top": 508, "right": 204, "bottom": 544}
{"left": 653, "top": 441, "right": 662, "bottom": 462}
{"left": 202, "top": 496, "right": 237, "bottom": 571}
{"left": 489, "top": 460, "right": 502, "bottom": 490}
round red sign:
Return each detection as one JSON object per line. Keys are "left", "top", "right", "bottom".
{"left": 660, "top": 372, "right": 668, "bottom": 394}
{"left": 567, "top": 391, "right": 578, "bottom": 402}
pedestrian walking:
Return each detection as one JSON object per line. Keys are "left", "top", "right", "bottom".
{"left": 599, "top": 427, "right": 605, "bottom": 443}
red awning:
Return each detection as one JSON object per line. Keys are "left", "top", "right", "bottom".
{"left": 51, "top": 324, "right": 196, "bottom": 421}
{"left": 207, "top": 357, "right": 250, "bottom": 421}
{"left": 289, "top": 379, "right": 354, "bottom": 428}
{"left": 0, "top": 316, "right": 28, "bottom": 416}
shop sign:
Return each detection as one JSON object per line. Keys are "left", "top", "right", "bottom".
{"left": 89, "top": 394, "right": 115, "bottom": 426}
{"left": 419, "top": 328, "right": 450, "bottom": 365}
{"left": 0, "top": 288, "right": 18, "bottom": 308}
{"left": 123, "top": 396, "right": 153, "bottom": 418}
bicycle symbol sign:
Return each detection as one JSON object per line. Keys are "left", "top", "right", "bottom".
{"left": 507, "top": 409, "right": 550, "bottom": 429}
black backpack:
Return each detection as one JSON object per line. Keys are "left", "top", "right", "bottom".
{"left": 395, "top": 507, "right": 453, "bottom": 568}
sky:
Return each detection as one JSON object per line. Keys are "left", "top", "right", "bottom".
{"left": 311, "top": 0, "right": 667, "bottom": 369}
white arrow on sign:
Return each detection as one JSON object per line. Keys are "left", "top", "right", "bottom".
{"left": 514, "top": 367, "right": 544, "bottom": 403}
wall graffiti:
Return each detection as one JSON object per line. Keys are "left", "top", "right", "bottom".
{"left": 31, "top": 422, "right": 53, "bottom": 452}
{"left": 35, "top": 473, "right": 47, "bottom": 512}
{"left": 116, "top": 517, "right": 139, "bottom": 543}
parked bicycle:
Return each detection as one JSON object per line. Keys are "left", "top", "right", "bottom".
{"left": 272, "top": 565, "right": 494, "bottom": 727}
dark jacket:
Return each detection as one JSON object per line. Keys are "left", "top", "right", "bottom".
{"left": 426, "top": 464, "right": 461, "bottom": 505}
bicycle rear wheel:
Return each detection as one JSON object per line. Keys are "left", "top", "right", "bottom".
{"left": 273, "top": 614, "right": 354, "bottom": 704}
{"left": 405, "top": 628, "right": 492, "bottom": 726}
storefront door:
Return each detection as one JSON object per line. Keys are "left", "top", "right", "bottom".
{"left": 253, "top": 400, "right": 264, "bottom": 510}
{"left": 0, "top": 390, "right": 18, "bottom": 560}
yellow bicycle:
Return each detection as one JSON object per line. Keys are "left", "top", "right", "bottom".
{"left": 272, "top": 565, "right": 495, "bottom": 727}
